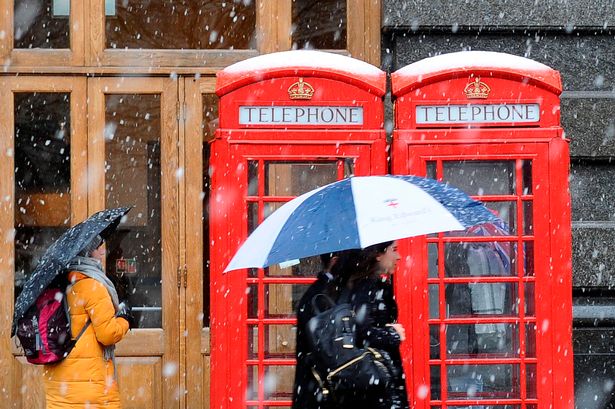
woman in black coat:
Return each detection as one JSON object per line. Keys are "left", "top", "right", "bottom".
{"left": 331, "top": 241, "right": 410, "bottom": 409}
{"left": 292, "top": 253, "right": 339, "bottom": 409}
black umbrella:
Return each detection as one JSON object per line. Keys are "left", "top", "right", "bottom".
{"left": 11, "top": 207, "right": 131, "bottom": 336}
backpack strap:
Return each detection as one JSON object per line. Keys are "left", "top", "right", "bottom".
{"left": 337, "top": 286, "right": 353, "bottom": 304}
{"left": 66, "top": 319, "right": 91, "bottom": 351}
{"left": 74, "top": 319, "right": 91, "bottom": 341}
{"left": 311, "top": 293, "right": 336, "bottom": 314}
{"left": 63, "top": 285, "right": 91, "bottom": 351}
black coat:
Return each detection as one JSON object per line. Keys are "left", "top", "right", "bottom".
{"left": 292, "top": 272, "right": 335, "bottom": 409}
{"left": 341, "top": 276, "right": 410, "bottom": 409}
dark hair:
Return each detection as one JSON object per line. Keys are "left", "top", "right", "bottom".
{"left": 319, "top": 252, "right": 334, "bottom": 269}
{"left": 78, "top": 235, "right": 104, "bottom": 257}
{"left": 330, "top": 241, "right": 394, "bottom": 289}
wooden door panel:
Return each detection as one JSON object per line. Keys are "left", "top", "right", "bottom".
{"left": 87, "top": 77, "right": 181, "bottom": 409}
{"left": 183, "top": 77, "right": 217, "bottom": 409}
{"left": 0, "top": 77, "right": 87, "bottom": 409}
{"left": 117, "top": 357, "right": 163, "bottom": 409}
{"left": 14, "top": 358, "right": 45, "bottom": 409}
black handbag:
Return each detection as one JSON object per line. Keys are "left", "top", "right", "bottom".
{"left": 306, "top": 293, "right": 393, "bottom": 398}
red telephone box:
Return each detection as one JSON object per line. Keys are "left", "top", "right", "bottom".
{"left": 391, "top": 51, "right": 573, "bottom": 409}
{"left": 210, "top": 50, "right": 387, "bottom": 409}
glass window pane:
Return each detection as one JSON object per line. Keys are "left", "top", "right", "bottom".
{"left": 523, "top": 201, "right": 533, "bottom": 235}
{"left": 445, "top": 242, "right": 515, "bottom": 277}
{"left": 429, "top": 284, "right": 439, "bottom": 319}
{"left": 248, "top": 201, "right": 258, "bottom": 233}
{"left": 524, "top": 281, "right": 535, "bottom": 316}
{"left": 426, "top": 161, "right": 436, "bottom": 179}
{"left": 526, "top": 323, "right": 536, "bottom": 357}
{"left": 104, "top": 94, "right": 162, "bottom": 328}
{"left": 524, "top": 241, "right": 534, "bottom": 277}
{"left": 14, "top": 93, "right": 71, "bottom": 196}
{"left": 263, "top": 202, "right": 282, "bottom": 222}
{"left": 265, "top": 284, "right": 306, "bottom": 318}
{"left": 266, "top": 255, "right": 322, "bottom": 278}
{"left": 264, "top": 365, "right": 294, "bottom": 400}
{"left": 248, "top": 324, "right": 258, "bottom": 358}
{"left": 430, "top": 365, "right": 441, "bottom": 400}
{"left": 522, "top": 160, "right": 532, "bottom": 195}
{"left": 247, "top": 202, "right": 258, "bottom": 233}
{"left": 430, "top": 325, "right": 440, "bottom": 359}
{"left": 248, "top": 160, "right": 258, "bottom": 196}
{"left": 265, "top": 324, "right": 296, "bottom": 358}
{"left": 446, "top": 283, "right": 518, "bottom": 317}
{"left": 246, "top": 365, "right": 258, "bottom": 400}
{"left": 447, "top": 217, "right": 513, "bottom": 239}
{"left": 526, "top": 363, "right": 537, "bottom": 399}
{"left": 14, "top": 92, "right": 71, "bottom": 297}
{"left": 248, "top": 284, "right": 258, "bottom": 318}
{"left": 14, "top": 0, "right": 70, "bottom": 49}
{"left": 447, "top": 364, "right": 520, "bottom": 400}
{"left": 442, "top": 160, "right": 516, "bottom": 196}
{"left": 428, "top": 243, "right": 438, "bottom": 278}
{"left": 446, "top": 323, "right": 518, "bottom": 357}
{"left": 265, "top": 161, "right": 338, "bottom": 196}
{"left": 202, "top": 93, "right": 219, "bottom": 142}
{"left": 291, "top": 0, "right": 346, "bottom": 50}
{"left": 484, "top": 202, "right": 516, "bottom": 235}
{"left": 105, "top": 0, "right": 256, "bottom": 50}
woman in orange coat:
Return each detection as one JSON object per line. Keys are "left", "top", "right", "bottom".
{"left": 43, "top": 236, "right": 133, "bottom": 409}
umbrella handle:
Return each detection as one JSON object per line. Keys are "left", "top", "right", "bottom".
{"left": 311, "top": 293, "right": 336, "bottom": 315}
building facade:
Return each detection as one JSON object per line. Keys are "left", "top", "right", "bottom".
{"left": 382, "top": 1, "right": 615, "bottom": 407}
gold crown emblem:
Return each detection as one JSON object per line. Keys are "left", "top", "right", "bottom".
{"left": 464, "top": 77, "right": 491, "bottom": 99}
{"left": 288, "top": 78, "right": 314, "bottom": 100}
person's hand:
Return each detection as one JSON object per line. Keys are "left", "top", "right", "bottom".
{"left": 387, "top": 323, "right": 406, "bottom": 341}
{"left": 117, "top": 301, "right": 136, "bottom": 329}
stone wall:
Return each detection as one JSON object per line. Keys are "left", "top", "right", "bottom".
{"left": 382, "top": 1, "right": 615, "bottom": 407}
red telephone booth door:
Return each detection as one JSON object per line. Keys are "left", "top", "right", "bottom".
{"left": 395, "top": 141, "right": 559, "bottom": 409}
{"left": 391, "top": 52, "right": 573, "bottom": 409}
{"left": 210, "top": 51, "right": 387, "bottom": 409}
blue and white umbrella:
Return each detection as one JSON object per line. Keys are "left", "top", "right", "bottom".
{"left": 225, "top": 175, "right": 499, "bottom": 272}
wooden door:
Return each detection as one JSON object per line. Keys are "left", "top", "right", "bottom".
{"left": 88, "top": 77, "right": 181, "bottom": 409}
{"left": 0, "top": 75, "right": 211, "bottom": 409}
{"left": 182, "top": 76, "right": 217, "bottom": 409}
{"left": 0, "top": 76, "right": 88, "bottom": 408}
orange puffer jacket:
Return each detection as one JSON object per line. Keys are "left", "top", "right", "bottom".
{"left": 43, "top": 272, "right": 130, "bottom": 409}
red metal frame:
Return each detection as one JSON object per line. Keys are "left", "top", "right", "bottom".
{"left": 211, "top": 52, "right": 387, "bottom": 409}
{"left": 391, "top": 54, "right": 573, "bottom": 409}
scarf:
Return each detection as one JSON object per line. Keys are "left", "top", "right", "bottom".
{"left": 66, "top": 256, "right": 120, "bottom": 365}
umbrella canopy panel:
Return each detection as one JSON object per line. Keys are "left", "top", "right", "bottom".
{"left": 12, "top": 207, "right": 130, "bottom": 335}
{"left": 225, "top": 175, "right": 498, "bottom": 271}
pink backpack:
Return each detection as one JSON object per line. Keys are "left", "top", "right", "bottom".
{"left": 15, "top": 287, "right": 90, "bottom": 364}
